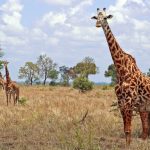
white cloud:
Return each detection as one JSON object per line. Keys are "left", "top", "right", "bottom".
{"left": 0, "top": 0, "right": 23, "bottom": 31}
{"left": 108, "top": 0, "right": 150, "bottom": 49}
{"left": 40, "top": 12, "right": 67, "bottom": 27}
{"left": 132, "top": 0, "right": 145, "bottom": 6}
{"left": 31, "top": 28, "right": 48, "bottom": 40}
{"left": 133, "top": 19, "right": 150, "bottom": 31}
{"left": 47, "top": 37, "right": 59, "bottom": 45}
{"left": 37, "top": 0, "right": 96, "bottom": 44}
{"left": 0, "top": 0, "right": 22, "bottom": 13}
{"left": 70, "top": 0, "right": 94, "bottom": 15}
{"left": 41, "top": 0, "right": 73, "bottom": 6}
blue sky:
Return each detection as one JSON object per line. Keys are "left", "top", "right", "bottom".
{"left": 0, "top": 0, "right": 150, "bottom": 83}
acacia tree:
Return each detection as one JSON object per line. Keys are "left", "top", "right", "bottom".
{"left": 105, "top": 64, "right": 117, "bottom": 85}
{"left": 59, "top": 66, "right": 76, "bottom": 86}
{"left": 74, "top": 57, "right": 98, "bottom": 78}
{"left": 59, "top": 66, "right": 69, "bottom": 86}
{"left": 48, "top": 69, "right": 59, "bottom": 85}
{"left": 18, "top": 62, "right": 39, "bottom": 85}
{"left": 37, "top": 54, "right": 57, "bottom": 85}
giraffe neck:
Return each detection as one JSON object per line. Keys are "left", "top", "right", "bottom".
{"left": 101, "top": 21, "right": 141, "bottom": 81}
{"left": 102, "top": 21, "right": 124, "bottom": 64}
{"left": 5, "top": 65, "right": 11, "bottom": 84}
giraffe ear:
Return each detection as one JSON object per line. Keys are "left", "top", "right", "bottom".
{"left": 91, "top": 16, "right": 98, "bottom": 20}
{"left": 103, "top": 8, "right": 106, "bottom": 11}
{"left": 106, "top": 15, "right": 113, "bottom": 19}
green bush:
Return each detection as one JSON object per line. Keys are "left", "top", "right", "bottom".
{"left": 18, "top": 97, "right": 27, "bottom": 105}
{"left": 102, "top": 85, "right": 109, "bottom": 90}
{"left": 73, "top": 76, "right": 93, "bottom": 92}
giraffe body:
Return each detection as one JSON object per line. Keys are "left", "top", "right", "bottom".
{"left": 92, "top": 8, "right": 150, "bottom": 145}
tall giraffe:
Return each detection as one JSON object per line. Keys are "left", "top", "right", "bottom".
{"left": 92, "top": 8, "right": 150, "bottom": 145}
{"left": 2, "top": 61, "right": 19, "bottom": 106}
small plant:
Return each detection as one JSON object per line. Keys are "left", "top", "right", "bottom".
{"left": 73, "top": 76, "right": 93, "bottom": 92}
{"left": 102, "top": 85, "right": 109, "bottom": 90}
{"left": 18, "top": 97, "right": 27, "bottom": 105}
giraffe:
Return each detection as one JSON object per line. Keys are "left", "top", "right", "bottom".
{"left": 2, "top": 61, "right": 19, "bottom": 106}
{"left": 92, "top": 8, "right": 150, "bottom": 145}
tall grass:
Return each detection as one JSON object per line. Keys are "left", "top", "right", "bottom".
{"left": 0, "top": 86, "right": 149, "bottom": 149}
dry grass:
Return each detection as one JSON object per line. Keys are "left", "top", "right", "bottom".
{"left": 0, "top": 85, "right": 150, "bottom": 150}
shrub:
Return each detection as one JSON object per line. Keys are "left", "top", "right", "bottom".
{"left": 49, "top": 81, "right": 57, "bottom": 86}
{"left": 73, "top": 76, "right": 93, "bottom": 92}
{"left": 18, "top": 97, "right": 27, "bottom": 105}
{"left": 102, "top": 85, "right": 109, "bottom": 90}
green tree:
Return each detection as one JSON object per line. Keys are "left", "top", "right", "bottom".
{"left": 19, "top": 62, "right": 39, "bottom": 85}
{"left": 59, "top": 66, "right": 69, "bottom": 86}
{"left": 48, "top": 69, "right": 59, "bottom": 85}
{"left": 37, "top": 54, "right": 57, "bottom": 85}
{"left": 74, "top": 57, "right": 98, "bottom": 78}
{"left": 59, "top": 66, "right": 75, "bottom": 86}
{"left": 105, "top": 64, "right": 117, "bottom": 85}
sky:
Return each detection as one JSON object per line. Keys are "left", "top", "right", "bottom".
{"left": 0, "top": 0, "right": 150, "bottom": 83}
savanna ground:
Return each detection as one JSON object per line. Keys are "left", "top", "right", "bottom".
{"left": 0, "top": 85, "right": 150, "bottom": 150}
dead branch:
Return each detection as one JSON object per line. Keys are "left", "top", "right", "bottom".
{"left": 78, "top": 109, "right": 88, "bottom": 124}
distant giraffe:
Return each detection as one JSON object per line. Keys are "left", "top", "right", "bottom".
{"left": 2, "top": 61, "right": 19, "bottom": 105}
{"left": 92, "top": 8, "right": 150, "bottom": 145}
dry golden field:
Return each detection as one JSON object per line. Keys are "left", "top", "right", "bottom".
{"left": 0, "top": 85, "right": 150, "bottom": 150}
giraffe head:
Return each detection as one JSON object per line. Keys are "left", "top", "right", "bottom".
{"left": 91, "top": 8, "right": 113, "bottom": 28}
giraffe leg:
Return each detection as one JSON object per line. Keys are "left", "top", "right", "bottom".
{"left": 6, "top": 93, "right": 8, "bottom": 106}
{"left": 139, "top": 111, "right": 149, "bottom": 139}
{"left": 13, "top": 93, "right": 16, "bottom": 105}
{"left": 121, "top": 108, "right": 132, "bottom": 146}
{"left": 15, "top": 89, "right": 19, "bottom": 105}
{"left": 15, "top": 93, "right": 18, "bottom": 105}
{"left": 15, "top": 94, "right": 18, "bottom": 105}
{"left": 9, "top": 93, "right": 11, "bottom": 103}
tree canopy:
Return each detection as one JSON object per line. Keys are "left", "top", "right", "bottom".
{"left": 37, "top": 54, "right": 57, "bottom": 85}
{"left": 105, "top": 64, "right": 117, "bottom": 85}
{"left": 18, "top": 62, "right": 39, "bottom": 85}
{"left": 74, "top": 57, "right": 98, "bottom": 78}
{"left": 48, "top": 69, "right": 59, "bottom": 85}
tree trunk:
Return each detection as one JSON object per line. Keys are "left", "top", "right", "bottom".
{"left": 43, "top": 79, "right": 46, "bottom": 85}
{"left": 85, "top": 74, "right": 89, "bottom": 79}
{"left": 30, "top": 78, "right": 33, "bottom": 85}
{"left": 43, "top": 74, "right": 47, "bottom": 85}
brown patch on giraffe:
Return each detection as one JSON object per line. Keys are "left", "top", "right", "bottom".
{"left": 107, "top": 35, "right": 112, "bottom": 42}
{"left": 115, "top": 43, "right": 119, "bottom": 50}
